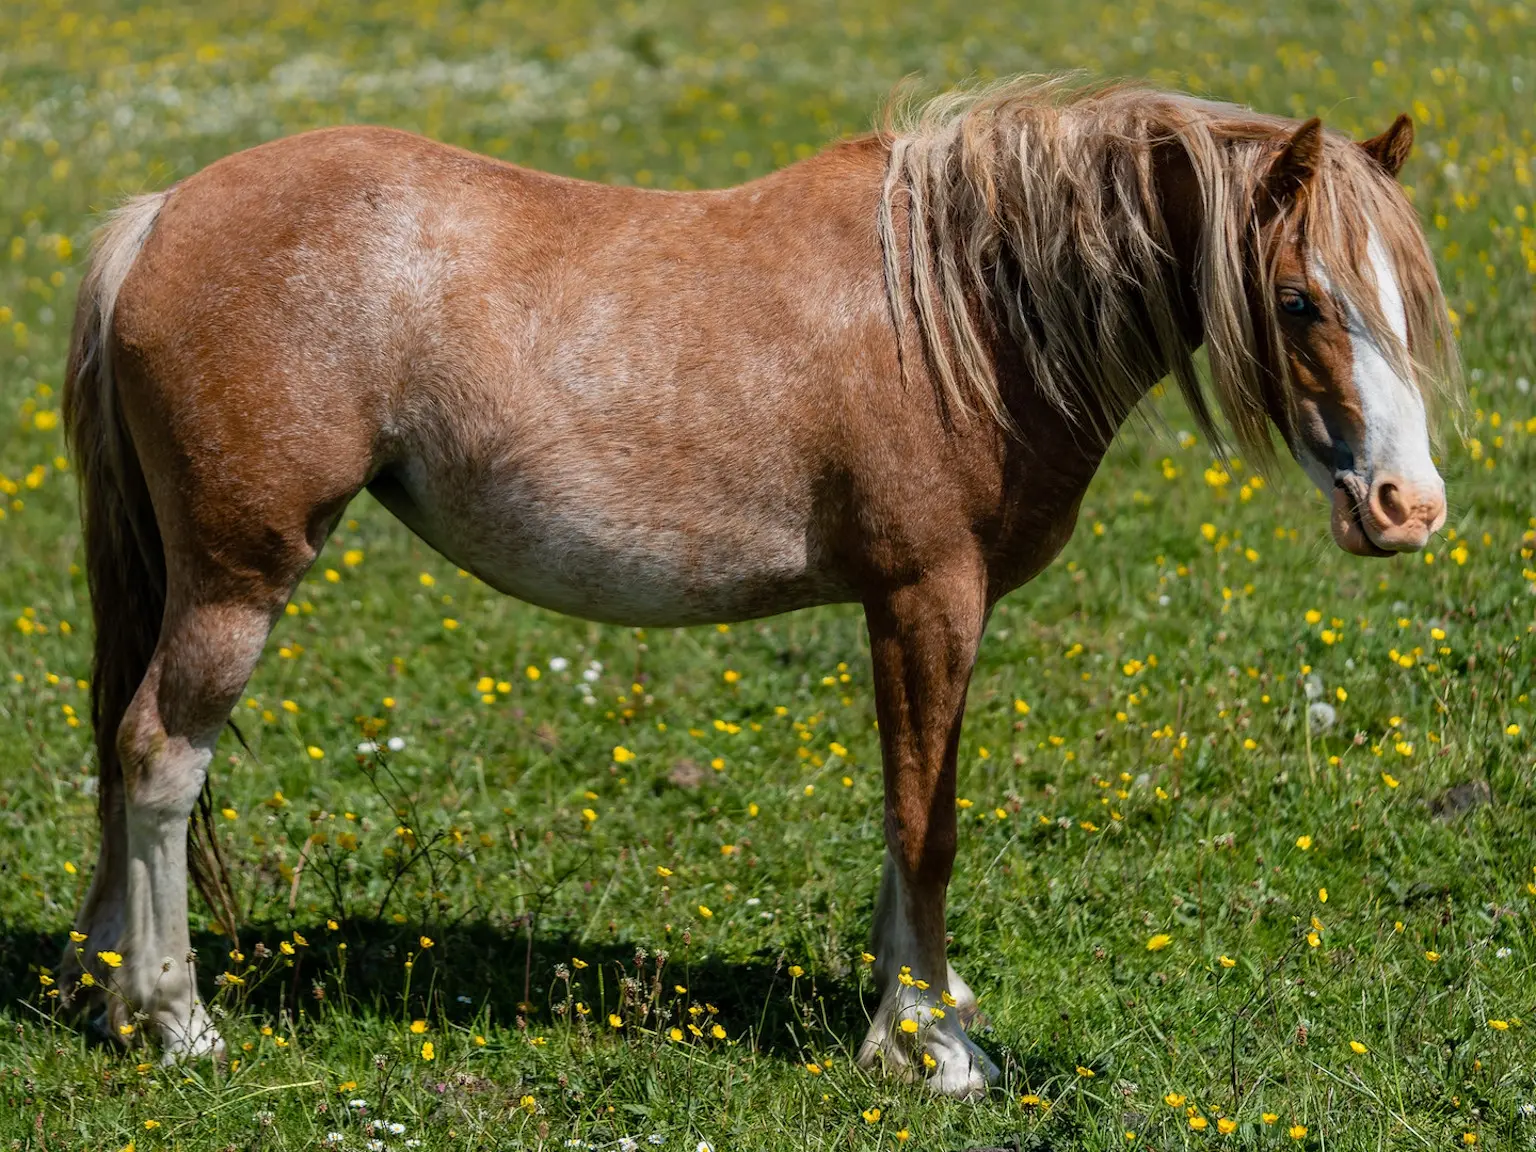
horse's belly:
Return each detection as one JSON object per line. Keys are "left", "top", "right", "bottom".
{"left": 373, "top": 466, "right": 850, "bottom": 627}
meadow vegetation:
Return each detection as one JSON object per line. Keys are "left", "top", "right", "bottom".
{"left": 1, "top": 0, "right": 1534, "bottom": 1148}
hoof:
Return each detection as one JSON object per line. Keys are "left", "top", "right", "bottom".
{"left": 858, "top": 990, "right": 1000, "bottom": 1099}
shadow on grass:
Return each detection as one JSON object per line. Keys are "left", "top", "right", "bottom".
{"left": 0, "top": 919, "right": 1075, "bottom": 1148}
{"left": 1, "top": 916, "right": 883, "bottom": 1059}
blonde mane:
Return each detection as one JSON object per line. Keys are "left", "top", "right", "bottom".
{"left": 877, "top": 76, "right": 1460, "bottom": 463}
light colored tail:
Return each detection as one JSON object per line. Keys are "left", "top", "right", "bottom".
{"left": 63, "top": 192, "right": 241, "bottom": 940}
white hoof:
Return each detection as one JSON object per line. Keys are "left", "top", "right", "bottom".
{"left": 158, "top": 1004, "right": 225, "bottom": 1063}
{"left": 857, "top": 987, "right": 999, "bottom": 1099}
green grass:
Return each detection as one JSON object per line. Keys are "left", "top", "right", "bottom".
{"left": 2, "top": 1, "right": 1535, "bottom": 1148}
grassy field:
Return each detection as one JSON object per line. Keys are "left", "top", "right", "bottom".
{"left": 2, "top": 1, "right": 1535, "bottom": 1148}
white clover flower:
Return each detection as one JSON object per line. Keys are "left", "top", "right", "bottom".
{"left": 648, "top": 1138, "right": 666, "bottom": 1147}
{"left": 348, "top": 1099, "right": 368, "bottom": 1110}
{"left": 549, "top": 656, "right": 569, "bottom": 673}
{"left": 1496, "top": 947, "right": 1512, "bottom": 959}
{"left": 356, "top": 740, "right": 379, "bottom": 754}
{"left": 619, "top": 1139, "right": 639, "bottom": 1152}
{"left": 324, "top": 1136, "right": 344, "bottom": 1147}
{"left": 386, "top": 736, "right": 406, "bottom": 752}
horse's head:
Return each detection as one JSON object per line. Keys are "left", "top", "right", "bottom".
{"left": 1252, "top": 114, "right": 1454, "bottom": 556}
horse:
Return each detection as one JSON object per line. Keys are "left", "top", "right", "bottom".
{"left": 60, "top": 76, "right": 1457, "bottom": 1097}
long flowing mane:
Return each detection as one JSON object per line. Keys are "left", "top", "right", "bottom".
{"left": 877, "top": 76, "right": 1460, "bottom": 462}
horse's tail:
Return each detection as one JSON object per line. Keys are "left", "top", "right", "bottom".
{"left": 63, "top": 192, "right": 241, "bottom": 942}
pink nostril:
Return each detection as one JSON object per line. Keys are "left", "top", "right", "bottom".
{"left": 1366, "top": 476, "right": 1444, "bottom": 550}
{"left": 1374, "top": 481, "right": 1409, "bottom": 527}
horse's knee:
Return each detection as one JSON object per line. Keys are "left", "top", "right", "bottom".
{"left": 116, "top": 690, "right": 208, "bottom": 820}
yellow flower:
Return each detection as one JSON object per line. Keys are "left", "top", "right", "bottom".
{"left": 1189, "top": 1116, "right": 1208, "bottom": 1131}
{"left": 1318, "top": 888, "right": 1328, "bottom": 903}
{"left": 900, "top": 1019, "right": 919, "bottom": 1035}
{"left": 669, "top": 1027, "right": 684, "bottom": 1041}
{"left": 142, "top": 1120, "right": 159, "bottom": 1130}
{"left": 723, "top": 669, "right": 740, "bottom": 684}
{"left": 1076, "top": 1065, "right": 1095, "bottom": 1077}
{"left": 612, "top": 745, "right": 634, "bottom": 763}
{"left": 896, "top": 1130, "right": 911, "bottom": 1143}
{"left": 1262, "top": 1113, "right": 1278, "bottom": 1125}
{"left": 410, "top": 1019, "right": 427, "bottom": 1034}
{"left": 118, "top": 1023, "right": 134, "bottom": 1037}
{"left": 656, "top": 866, "right": 673, "bottom": 877}
{"left": 420, "top": 1041, "right": 434, "bottom": 1061}
{"left": 519, "top": 1094, "right": 536, "bottom": 1114}
{"left": 221, "top": 807, "right": 238, "bottom": 820}
{"left": 1488, "top": 1019, "right": 1509, "bottom": 1031}
{"left": 861, "top": 952, "right": 876, "bottom": 964}
{"left": 805, "top": 1061, "right": 822, "bottom": 1074}
{"left": 1462, "top": 1136, "right": 1476, "bottom": 1146}
{"left": 1217, "top": 1117, "right": 1237, "bottom": 1134}
{"left": 861, "top": 1107, "right": 881, "bottom": 1124}
{"left": 788, "top": 965, "right": 803, "bottom": 978}
{"left": 419, "top": 936, "right": 433, "bottom": 949}
{"left": 572, "top": 958, "right": 588, "bottom": 969}
{"left": 1381, "top": 773, "right": 1399, "bottom": 789}
{"left": 711, "top": 1024, "right": 725, "bottom": 1039}
{"left": 1289, "top": 1124, "right": 1307, "bottom": 1139}
{"left": 1295, "top": 835, "right": 1312, "bottom": 850}
{"left": 69, "top": 931, "right": 86, "bottom": 943}
{"left": 1425, "top": 951, "right": 1440, "bottom": 962}
{"left": 307, "top": 745, "right": 324, "bottom": 760}
{"left": 1218, "top": 955, "right": 1236, "bottom": 968}
{"left": 698, "top": 905, "right": 713, "bottom": 918}
{"left": 1506, "top": 724, "right": 1520, "bottom": 737}
{"left": 1146, "top": 933, "right": 1172, "bottom": 952}
{"left": 97, "top": 950, "right": 122, "bottom": 968}
{"left": 609, "top": 1014, "right": 623, "bottom": 1028}
{"left": 1350, "top": 1040, "right": 1368, "bottom": 1054}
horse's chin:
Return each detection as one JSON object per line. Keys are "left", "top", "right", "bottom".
{"left": 1330, "top": 486, "right": 1394, "bottom": 557}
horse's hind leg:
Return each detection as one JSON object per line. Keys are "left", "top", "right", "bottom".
{"left": 106, "top": 590, "right": 282, "bottom": 1057}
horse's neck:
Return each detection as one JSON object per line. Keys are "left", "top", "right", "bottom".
{"left": 985, "top": 136, "right": 1210, "bottom": 479}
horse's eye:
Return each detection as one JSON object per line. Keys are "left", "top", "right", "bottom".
{"left": 1279, "top": 289, "right": 1314, "bottom": 317}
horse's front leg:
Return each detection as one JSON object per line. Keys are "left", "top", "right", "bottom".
{"left": 856, "top": 565, "right": 1000, "bottom": 1098}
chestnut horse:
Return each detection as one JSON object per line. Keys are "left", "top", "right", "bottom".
{"left": 61, "top": 78, "right": 1455, "bottom": 1095}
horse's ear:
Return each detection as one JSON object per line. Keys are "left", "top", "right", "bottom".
{"left": 1260, "top": 118, "right": 1324, "bottom": 214}
{"left": 1359, "top": 113, "right": 1414, "bottom": 178}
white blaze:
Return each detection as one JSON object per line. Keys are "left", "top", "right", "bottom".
{"left": 1302, "top": 228, "right": 1441, "bottom": 503}
{"left": 1351, "top": 230, "right": 1440, "bottom": 498}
